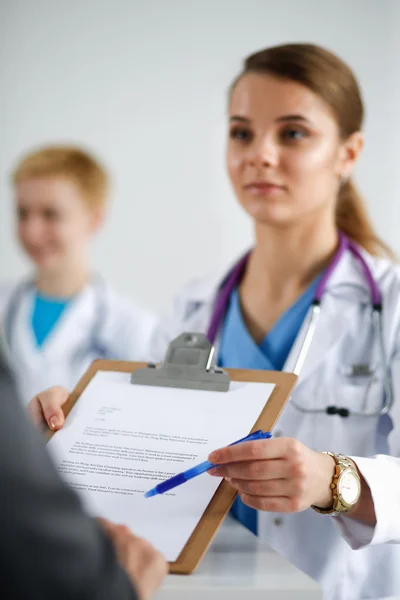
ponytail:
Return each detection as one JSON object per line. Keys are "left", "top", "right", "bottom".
{"left": 336, "top": 180, "right": 395, "bottom": 259}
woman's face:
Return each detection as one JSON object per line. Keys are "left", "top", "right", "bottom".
{"left": 227, "top": 72, "right": 361, "bottom": 227}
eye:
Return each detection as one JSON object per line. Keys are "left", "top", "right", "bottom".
{"left": 17, "top": 207, "right": 28, "bottom": 221}
{"left": 230, "top": 127, "right": 253, "bottom": 142}
{"left": 280, "top": 127, "right": 309, "bottom": 142}
{"left": 43, "top": 208, "right": 60, "bottom": 221}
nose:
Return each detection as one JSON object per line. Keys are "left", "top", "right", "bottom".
{"left": 247, "top": 134, "right": 278, "bottom": 168}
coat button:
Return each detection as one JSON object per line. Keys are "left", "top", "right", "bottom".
{"left": 274, "top": 518, "right": 283, "bottom": 526}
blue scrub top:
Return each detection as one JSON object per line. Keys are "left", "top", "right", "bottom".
{"left": 31, "top": 293, "right": 71, "bottom": 347}
{"left": 218, "top": 278, "right": 321, "bottom": 534}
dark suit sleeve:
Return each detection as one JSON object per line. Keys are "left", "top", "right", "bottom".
{"left": 0, "top": 350, "right": 138, "bottom": 600}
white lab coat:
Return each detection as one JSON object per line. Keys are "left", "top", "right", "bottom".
{"left": 150, "top": 248, "right": 400, "bottom": 600}
{"left": 0, "top": 279, "right": 158, "bottom": 405}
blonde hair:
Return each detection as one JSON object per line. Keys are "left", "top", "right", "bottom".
{"left": 232, "top": 43, "right": 394, "bottom": 258}
{"left": 12, "top": 145, "right": 109, "bottom": 209}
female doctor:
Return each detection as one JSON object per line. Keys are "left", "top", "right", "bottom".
{"left": 1, "top": 145, "right": 157, "bottom": 405}
{"left": 30, "top": 45, "right": 400, "bottom": 599}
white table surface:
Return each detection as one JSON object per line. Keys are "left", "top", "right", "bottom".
{"left": 155, "top": 516, "right": 322, "bottom": 599}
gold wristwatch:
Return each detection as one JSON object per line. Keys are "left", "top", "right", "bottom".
{"left": 312, "top": 452, "right": 361, "bottom": 515}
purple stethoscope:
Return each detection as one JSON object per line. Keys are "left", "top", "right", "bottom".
{"left": 207, "top": 232, "right": 393, "bottom": 418}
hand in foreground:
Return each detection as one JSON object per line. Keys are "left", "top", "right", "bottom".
{"left": 99, "top": 518, "right": 168, "bottom": 600}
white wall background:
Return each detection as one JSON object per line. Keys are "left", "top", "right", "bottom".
{"left": 0, "top": 0, "right": 398, "bottom": 310}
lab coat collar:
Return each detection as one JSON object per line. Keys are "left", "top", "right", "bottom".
{"left": 12, "top": 283, "right": 96, "bottom": 362}
{"left": 184, "top": 244, "right": 384, "bottom": 387}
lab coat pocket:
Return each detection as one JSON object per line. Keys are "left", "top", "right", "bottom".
{"left": 311, "top": 370, "right": 384, "bottom": 456}
{"left": 336, "top": 366, "right": 384, "bottom": 417}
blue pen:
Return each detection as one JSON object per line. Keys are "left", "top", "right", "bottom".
{"left": 144, "top": 429, "right": 271, "bottom": 498}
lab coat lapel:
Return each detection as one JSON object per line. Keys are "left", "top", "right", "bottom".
{"left": 283, "top": 294, "right": 351, "bottom": 385}
{"left": 283, "top": 249, "right": 370, "bottom": 386}
{"left": 11, "top": 285, "right": 95, "bottom": 367}
{"left": 12, "top": 286, "right": 41, "bottom": 367}
{"left": 39, "top": 286, "right": 94, "bottom": 359}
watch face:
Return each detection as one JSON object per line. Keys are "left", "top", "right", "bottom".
{"left": 339, "top": 471, "right": 361, "bottom": 504}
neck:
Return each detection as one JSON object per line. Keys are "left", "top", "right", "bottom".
{"left": 244, "top": 217, "right": 339, "bottom": 298}
{"left": 36, "top": 260, "right": 90, "bottom": 297}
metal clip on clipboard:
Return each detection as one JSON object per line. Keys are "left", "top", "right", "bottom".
{"left": 131, "top": 333, "right": 230, "bottom": 392}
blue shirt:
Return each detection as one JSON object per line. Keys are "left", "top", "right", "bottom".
{"left": 218, "top": 278, "right": 321, "bottom": 534}
{"left": 31, "top": 293, "right": 71, "bottom": 347}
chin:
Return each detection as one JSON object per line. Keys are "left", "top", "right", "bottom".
{"left": 249, "top": 208, "right": 295, "bottom": 228}
{"left": 241, "top": 198, "right": 294, "bottom": 225}
{"left": 32, "top": 255, "right": 62, "bottom": 272}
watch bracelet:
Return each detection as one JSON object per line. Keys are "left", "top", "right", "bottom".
{"left": 311, "top": 452, "right": 358, "bottom": 515}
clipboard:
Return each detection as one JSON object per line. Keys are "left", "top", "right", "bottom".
{"left": 50, "top": 333, "right": 297, "bottom": 575}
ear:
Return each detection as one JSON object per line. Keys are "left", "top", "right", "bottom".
{"left": 337, "top": 131, "right": 364, "bottom": 179}
{"left": 88, "top": 205, "right": 106, "bottom": 234}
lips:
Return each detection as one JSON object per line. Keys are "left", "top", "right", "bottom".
{"left": 243, "top": 181, "right": 285, "bottom": 195}
{"left": 244, "top": 181, "right": 283, "bottom": 190}
{"left": 26, "top": 247, "right": 56, "bottom": 262}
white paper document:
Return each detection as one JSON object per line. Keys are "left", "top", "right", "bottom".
{"left": 47, "top": 371, "right": 275, "bottom": 561}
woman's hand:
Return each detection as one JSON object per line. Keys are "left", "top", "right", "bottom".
{"left": 27, "top": 386, "right": 69, "bottom": 431}
{"left": 209, "top": 437, "right": 335, "bottom": 512}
